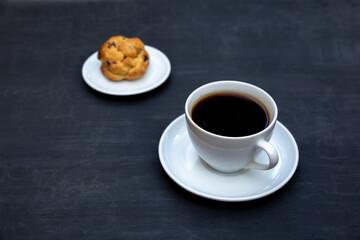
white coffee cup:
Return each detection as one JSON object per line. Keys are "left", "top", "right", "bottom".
{"left": 185, "top": 80, "right": 279, "bottom": 173}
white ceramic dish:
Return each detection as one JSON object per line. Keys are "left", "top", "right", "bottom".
{"left": 158, "top": 114, "right": 299, "bottom": 202}
{"left": 82, "top": 45, "right": 171, "bottom": 96}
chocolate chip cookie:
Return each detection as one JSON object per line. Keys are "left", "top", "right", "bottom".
{"left": 97, "top": 36, "right": 150, "bottom": 81}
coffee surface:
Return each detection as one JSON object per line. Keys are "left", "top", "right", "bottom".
{"left": 191, "top": 92, "right": 269, "bottom": 137}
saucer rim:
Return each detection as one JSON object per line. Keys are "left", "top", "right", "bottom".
{"left": 81, "top": 45, "right": 171, "bottom": 96}
{"left": 158, "top": 114, "right": 299, "bottom": 202}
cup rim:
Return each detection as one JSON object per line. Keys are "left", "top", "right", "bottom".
{"left": 185, "top": 80, "right": 278, "bottom": 140}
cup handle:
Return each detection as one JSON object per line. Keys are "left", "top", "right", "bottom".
{"left": 247, "top": 139, "right": 279, "bottom": 170}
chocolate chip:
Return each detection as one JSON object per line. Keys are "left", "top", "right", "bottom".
{"left": 107, "top": 42, "right": 116, "bottom": 48}
{"left": 143, "top": 55, "right": 148, "bottom": 62}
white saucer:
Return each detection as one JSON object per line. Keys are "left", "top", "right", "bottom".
{"left": 158, "top": 114, "right": 299, "bottom": 202}
{"left": 82, "top": 45, "right": 171, "bottom": 96}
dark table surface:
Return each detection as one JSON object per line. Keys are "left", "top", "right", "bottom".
{"left": 1, "top": 0, "right": 359, "bottom": 239}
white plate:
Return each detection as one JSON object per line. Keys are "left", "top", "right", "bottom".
{"left": 82, "top": 45, "right": 171, "bottom": 96}
{"left": 158, "top": 114, "right": 299, "bottom": 202}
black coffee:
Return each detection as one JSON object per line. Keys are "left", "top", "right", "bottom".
{"left": 191, "top": 92, "right": 269, "bottom": 137}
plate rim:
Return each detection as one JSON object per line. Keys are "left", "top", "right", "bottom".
{"left": 158, "top": 114, "right": 299, "bottom": 202}
{"left": 82, "top": 45, "right": 171, "bottom": 96}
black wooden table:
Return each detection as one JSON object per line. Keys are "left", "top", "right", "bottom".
{"left": 0, "top": 0, "right": 359, "bottom": 239}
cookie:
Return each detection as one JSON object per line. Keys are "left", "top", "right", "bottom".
{"left": 97, "top": 36, "right": 149, "bottom": 81}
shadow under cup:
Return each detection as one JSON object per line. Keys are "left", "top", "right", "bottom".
{"left": 185, "top": 81, "right": 279, "bottom": 173}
